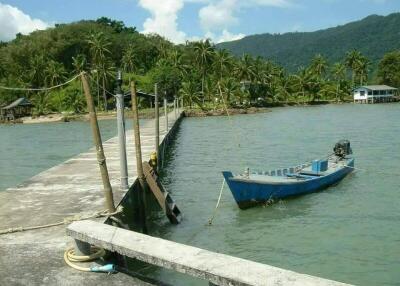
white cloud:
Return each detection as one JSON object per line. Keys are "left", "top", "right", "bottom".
{"left": 199, "top": 0, "right": 238, "bottom": 32}
{"left": 0, "top": 3, "right": 49, "bottom": 41}
{"left": 138, "top": 0, "right": 292, "bottom": 44}
{"left": 205, "top": 29, "right": 245, "bottom": 43}
{"left": 138, "top": 0, "right": 187, "bottom": 44}
{"left": 198, "top": 0, "right": 291, "bottom": 43}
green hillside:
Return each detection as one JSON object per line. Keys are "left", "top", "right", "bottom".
{"left": 217, "top": 13, "right": 400, "bottom": 72}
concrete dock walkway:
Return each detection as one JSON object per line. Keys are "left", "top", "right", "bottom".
{"left": 0, "top": 109, "right": 183, "bottom": 286}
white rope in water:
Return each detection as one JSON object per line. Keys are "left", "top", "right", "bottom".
{"left": 0, "top": 73, "right": 83, "bottom": 91}
{"left": 208, "top": 178, "right": 225, "bottom": 225}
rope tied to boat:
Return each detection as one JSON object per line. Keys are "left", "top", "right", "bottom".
{"left": 207, "top": 178, "right": 226, "bottom": 226}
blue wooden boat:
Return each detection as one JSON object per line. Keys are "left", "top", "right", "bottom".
{"left": 222, "top": 140, "right": 354, "bottom": 209}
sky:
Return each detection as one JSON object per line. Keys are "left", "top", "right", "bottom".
{"left": 0, "top": 0, "right": 399, "bottom": 43}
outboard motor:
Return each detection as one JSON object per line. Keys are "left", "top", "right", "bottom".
{"left": 333, "top": 140, "right": 352, "bottom": 158}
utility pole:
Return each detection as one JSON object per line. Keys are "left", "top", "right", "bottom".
{"left": 130, "top": 81, "right": 148, "bottom": 234}
{"left": 154, "top": 84, "right": 160, "bottom": 172}
{"left": 81, "top": 73, "right": 115, "bottom": 213}
{"left": 115, "top": 70, "right": 129, "bottom": 190}
{"left": 174, "top": 97, "right": 177, "bottom": 120}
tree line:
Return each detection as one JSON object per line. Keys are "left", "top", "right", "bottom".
{"left": 0, "top": 18, "right": 398, "bottom": 115}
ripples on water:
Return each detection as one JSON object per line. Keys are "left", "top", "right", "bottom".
{"left": 151, "top": 104, "right": 400, "bottom": 286}
{"left": 0, "top": 119, "right": 130, "bottom": 191}
{"left": 1, "top": 105, "right": 399, "bottom": 285}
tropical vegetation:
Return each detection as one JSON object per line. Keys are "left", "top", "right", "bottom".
{"left": 0, "top": 17, "right": 398, "bottom": 115}
{"left": 218, "top": 13, "right": 400, "bottom": 72}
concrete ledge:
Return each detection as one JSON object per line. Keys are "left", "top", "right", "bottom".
{"left": 67, "top": 221, "right": 352, "bottom": 286}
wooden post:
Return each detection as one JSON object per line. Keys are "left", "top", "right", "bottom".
{"left": 81, "top": 73, "right": 116, "bottom": 213}
{"left": 154, "top": 84, "right": 160, "bottom": 172}
{"left": 130, "top": 81, "right": 148, "bottom": 234}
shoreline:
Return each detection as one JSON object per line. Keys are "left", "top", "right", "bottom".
{"left": 1, "top": 100, "right": 388, "bottom": 125}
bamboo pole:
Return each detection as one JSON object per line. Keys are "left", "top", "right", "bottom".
{"left": 130, "top": 81, "right": 148, "bottom": 234}
{"left": 81, "top": 73, "right": 116, "bottom": 213}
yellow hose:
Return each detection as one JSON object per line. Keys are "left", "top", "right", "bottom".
{"left": 64, "top": 246, "right": 106, "bottom": 272}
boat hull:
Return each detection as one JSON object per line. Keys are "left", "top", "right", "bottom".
{"left": 222, "top": 159, "right": 354, "bottom": 209}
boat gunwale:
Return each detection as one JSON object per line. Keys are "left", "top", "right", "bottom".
{"left": 228, "top": 158, "right": 354, "bottom": 186}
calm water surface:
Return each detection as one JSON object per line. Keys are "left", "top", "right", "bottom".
{"left": 0, "top": 119, "right": 131, "bottom": 191}
{"left": 148, "top": 104, "right": 400, "bottom": 286}
{"left": 1, "top": 105, "right": 399, "bottom": 285}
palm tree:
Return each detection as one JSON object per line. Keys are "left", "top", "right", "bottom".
{"left": 355, "top": 55, "right": 370, "bottom": 86}
{"left": 167, "top": 49, "right": 189, "bottom": 78}
{"left": 310, "top": 54, "right": 328, "bottom": 78}
{"left": 213, "top": 49, "right": 232, "bottom": 81}
{"left": 45, "top": 60, "right": 67, "bottom": 111}
{"left": 345, "top": 50, "right": 362, "bottom": 88}
{"left": 193, "top": 40, "right": 215, "bottom": 103}
{"left": 72, "top": 54, "right": 87, "bottom": 74}
{"left": 234, "top": 54, "right": 256, "bottom": 83}
{"left": 97, "top": 59, "right": 116, "bottom": 111}
{"left": 87, "top": 32, "right": 112, "bottom": 110}
{"left": 331, "top": 62, "right": 346, "bottom": 102}
{"left": 122, "top": 45, "right": 137, "bottom": 74}
{"left": 220, "top": 78, "right": 240, "bottom": 105}
{"left": 29, "top": 54, "right": 47, "bottom": 88}
{"left": 179, "top": 81, "right": 200, "bottom": 108}
{"left": 293, "top": 67, "right": 310, "bottom": 103}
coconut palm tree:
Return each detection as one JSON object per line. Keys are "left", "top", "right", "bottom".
{"left": 293, "top": 67, "right": 310, "bottom": 103}
{"left": 355, "top": 55, "right": 370, "bottom": 86}
{"left": 310, "top": 54, "right": 328, "bottom": 79}
{"left": 345, "top": 50, "right": 362, "bottom": 88}
{"left": 193, "top": 40, "right": 215, "bottom": 103}
{"left": 45, "top": 60, "right": 67, "bottom": 111}
{"left": 29, "top": 54, "right": 47, "bottom": 88}
{"left": 72, "top": 54, "right": 87, "bottom": 74}
{"left": 213, "top": 49, "right": 233, "bottom": 81}
{"left": 331, "top": 62, "right": 346, "bottom": 102}
{"left": 87, "top": 32, "right": 112, "bottom": 110}
{"left": 97, "top": 59, "right": 116, "bottom": 111}
{"left": 122, "top": 45, "right": 137, "bottom": 74}
{"left": 179, "top": 81, "right": 200, "bottom": 108}
{"left": 234, "top": 54, "right": 256, "bottom": 83}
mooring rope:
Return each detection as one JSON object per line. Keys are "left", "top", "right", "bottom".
{"left": 0, "top": 206, "right": 123, "bottom": 235}
{"left": 0, "top": 73, "right": 83, "bottom": 91}
{"left": 207, "top": 178, "right": 226, "bottom": 225}
{"left": 86, "top": 73, "right": 116, "bottom": 98}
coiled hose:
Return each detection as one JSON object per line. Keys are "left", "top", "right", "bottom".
{"left": 64, "top": 246, "right": 115, "bottom": 273}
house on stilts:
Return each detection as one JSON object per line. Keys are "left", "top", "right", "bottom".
{"left": 353, "top": 85, "right": 397, "bottom": 104}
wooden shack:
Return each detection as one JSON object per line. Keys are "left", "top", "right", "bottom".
{"left": 0, "top": 97, "right": 34, "bottom": 121}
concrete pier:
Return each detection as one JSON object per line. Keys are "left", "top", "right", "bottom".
{"left": 0, "top": 109, "right": 183, "bottom": 286}
{"left": 68, "top": 220, "right": 353, "bottom": 286}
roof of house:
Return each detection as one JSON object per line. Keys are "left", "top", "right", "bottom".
{"left": 355, "top": 85, "right": 397, "bottom": 91}
{"left": 2, "top": 97, "right": 34, "bottom": 110}
{"left": 124, "top": 90, "right": 155, "bottom": 98}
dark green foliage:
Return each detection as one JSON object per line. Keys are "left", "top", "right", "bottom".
{"left": 217, "top": 13, "right": 400, "bottom": 73}
{"left": 377, "top": 51, "right": 400, "bottom": 87}
{"left": 0, "top": 15, "right": 398, "bottom": 114}
{"left": 0, "top": 18, "right": 169, "bottom": 111}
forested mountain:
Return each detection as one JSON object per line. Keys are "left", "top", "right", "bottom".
{"left": 217, "top": 13, "right": 400, "bottom": 72}
{"left": 0, "top": 16, "right": 398, "bottom": 116}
